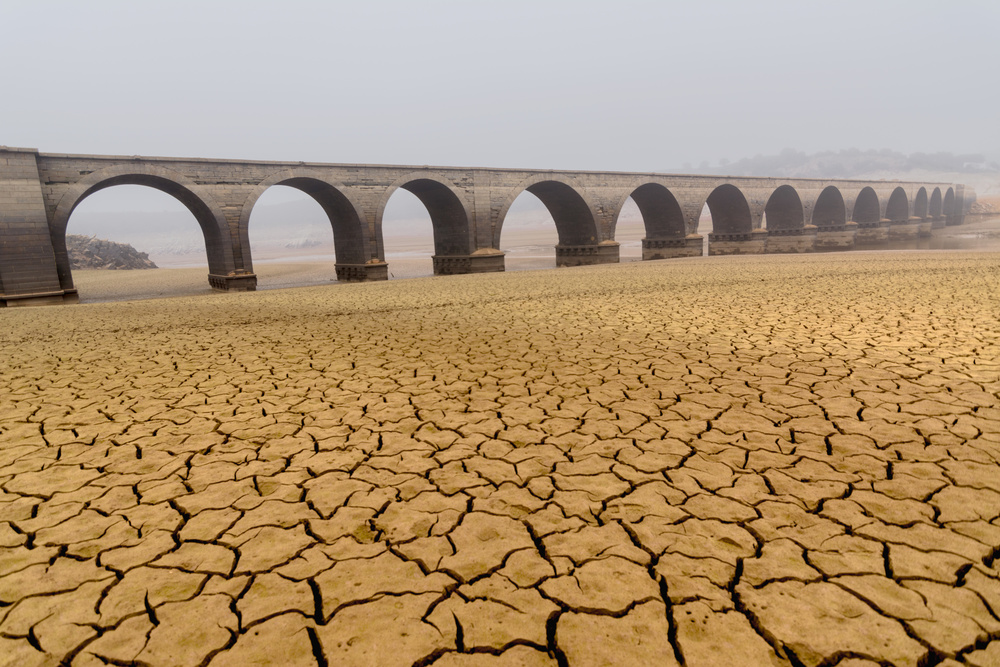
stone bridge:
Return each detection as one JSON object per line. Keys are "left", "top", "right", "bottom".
{"left": 0, "top": 147, "right": 970, "bottom": 306}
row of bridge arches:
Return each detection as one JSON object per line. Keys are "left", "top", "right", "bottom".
{"left": 57, "top": 167, "right": 960, "bottom": 297}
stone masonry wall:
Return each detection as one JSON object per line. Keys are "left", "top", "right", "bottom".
{"left": 0, "top": 147, "right": 967, "bottom": 303}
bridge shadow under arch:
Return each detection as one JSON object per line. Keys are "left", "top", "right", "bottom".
{"left": 706, "top": 184, "right": 753, "bottom": 235}
{"left": 813, "top": 186, "right": 847, "bottom": 226}
{"left": 852, "top": 187, "right": 881, "bottom": 224}
{"left": 914, "top": 187, "right": 929, "bottom": 219}
{"left": 944, "top": 188, "right": 956, "bottom": 219}
{"left": 886, "top": 187, "right": 910, "bottom": 222}
{"left": 763, "top": 185, "right": 804, "bottom": 231}
{"left": 930, "top": 188, "right": 943, "bottom": 218}
{"left": 620, "top": 182, "right": 686, "bottom": 239}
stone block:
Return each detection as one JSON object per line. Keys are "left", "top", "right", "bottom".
{"left": 642, "top": 235, "right": 703, "bottom": 260}
{"left": 208, "top": 271, "right": 257, "bottom": 292}
{"left": 855, "top": 222, "right": 889, "bottom": 245}
{"left": 432, "top": 251, "right": 505, "bottom": 275}
{"left": 888, "top": 220, "right": 920, "bottom": 241}
{"left": 766, "top": 226, "right": 817, "bottom": 253}
{"left": 336, "top": 262, "right": 389, "bottom": 282}
{"left": 708, "top": 229, "right": 767, "bottom": 256}
{"left": 555, "top": 242, "right": 619, "bottom": 267}
{"left": 815, "top": 222, "right": 858, "bottom": 252}
{"left": 0, "top": 150, "right": 67, "bottom": 302}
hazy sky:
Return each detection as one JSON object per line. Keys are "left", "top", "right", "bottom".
{"left": 3, "top": 0, "right": 998, "bottom": 174}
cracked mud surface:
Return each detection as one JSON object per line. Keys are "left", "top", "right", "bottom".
{"left": 2, "top": 251, "right": 999, "bottom": 666}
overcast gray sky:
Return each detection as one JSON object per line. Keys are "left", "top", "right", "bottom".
{"left": 3, "top": 0, "right": 998, "bottom": 173}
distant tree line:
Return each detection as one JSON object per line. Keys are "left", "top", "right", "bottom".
{"left": 684, "top": 148, "right": 1000, "bottom": 178}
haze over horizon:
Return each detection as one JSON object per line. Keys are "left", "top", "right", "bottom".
{"left": 3, "top": 1, "right": 997, "bottom": 169}
{"left": 3, "top": 0, "right": 996, "bottom": 254}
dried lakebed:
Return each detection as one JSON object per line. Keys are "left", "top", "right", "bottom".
{"left": 1, "top": 251, "right": 999, "bottom": 666}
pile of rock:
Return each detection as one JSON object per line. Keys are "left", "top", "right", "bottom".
{"left": 67, "top": 235, "right": 158, "bottom": 270}
{"left": 969, "top": 200, "right": 998, "bottom": 215}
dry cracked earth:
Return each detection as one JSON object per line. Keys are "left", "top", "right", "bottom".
{"left": 2, "top": 251, "right": 1000, "bottom": 667}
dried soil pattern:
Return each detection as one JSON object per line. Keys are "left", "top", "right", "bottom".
{"left": 1, "top": 251, "right": 999, "bottom": 666}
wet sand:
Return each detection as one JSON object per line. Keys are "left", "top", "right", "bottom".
{"left": 3, "top": 251, "right": 1000, "bottom": 665}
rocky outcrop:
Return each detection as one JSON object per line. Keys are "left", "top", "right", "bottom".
{"left": 67, "top": 235, "right": 158, "bottom": 270}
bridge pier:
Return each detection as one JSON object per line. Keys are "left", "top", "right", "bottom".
{"left": 208, "top": 271, "right": 257, "bottom": 291}
{"left": 931, "top": 216, "right": 946, "bottom": 230}
{"left": 642, "top": 235, "right": 703, "bottom": 260}
{"left": 432, "top": 250, "right": 506, "bottom": 275}
{"left": 888, "top": 218, "right": 921, "bottom": 241}
{"left": 815, "top": 221, "right": 858, "bottom": 251}
{"left": 555, "top": 242, "right": 619, "bottom": 267}
{"left": 708, "top": 229, "right": 768, "bottom": 255}
{"left": 855, "top": 221, "right": 889, "bottom": 245}
{"left": 336, "top": 262, "right": 389, "bottom": 282}
{"left": 917, "top": 218, "right": 933, "bottom": 237}
{"left": 766, "top": 226, "right": 817, "bottom": 253}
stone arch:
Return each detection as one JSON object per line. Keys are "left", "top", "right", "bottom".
{"left": 763, "top": 185, "right": 804, "bottom": 231}
{"left": 705, "top": 184, "right": 753, "bottom": 235}
{"left": 913, "top": 187, "right": 929, "bottom": 219}
{"left": 944, "top": 187, "right": 956, "bottom": 217}
{"left": 377, "top": 173, "right": 474, "bottom": 259}
{"left": 929, "top": 187, "right": 943, "bottom": 218}
{"left": 612, "top": 181, "right": 686, "bottom": 240}
{"left": 49, "top": 163, "right": 235, "bottom": 293}
{"left": 812, "top": 186, "right": 847, "bottom": 227}
{"left": 886, "top": 187, "right": 909, "bottom": 222}
{"left": 852, "top": 187, "right": 880, "bottom": 224}
{"left": 239, "top": 171, "right": 372, "bottom": 270}
{"left": 494, "top": 175, "right": 602, "bottom": 249}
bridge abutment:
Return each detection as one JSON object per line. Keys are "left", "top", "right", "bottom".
{"left": 0, "top": 148, "right": 77, "bottom": 307}
{"left": 642, "top": 235, "right": 703, "bottom": 260}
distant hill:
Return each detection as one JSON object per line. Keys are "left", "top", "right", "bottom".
{"left": 694, "top": 148, "right": 999, "bottom": 179}
{"left": 67, "top": 235, "right": 158, "bottom": 270}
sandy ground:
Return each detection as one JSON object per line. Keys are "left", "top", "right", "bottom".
{"left": 70, "top": 217, "right": 1000, "bottom": 304}
{"left": 2, "top": 251, "right": 1000, "bottom": 666}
